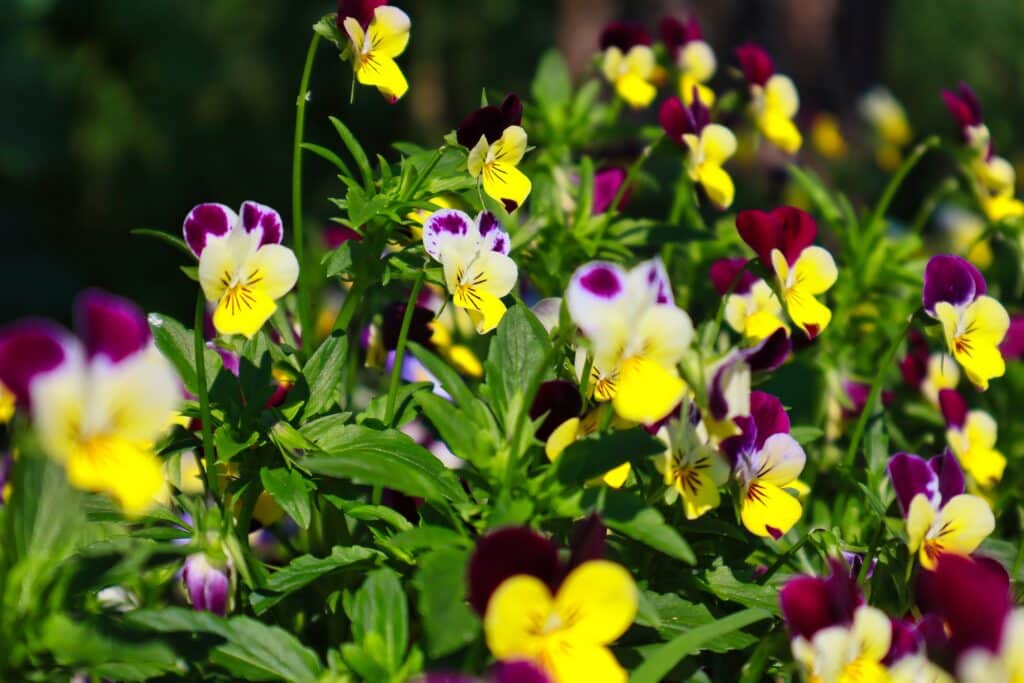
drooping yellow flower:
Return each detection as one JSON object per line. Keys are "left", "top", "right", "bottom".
{"left": 810, "top": 113, "right": 848, "bottom": 160}
{"left": 660, "top": 95, "right": 737, "bottom": 209}
{"left": 940, "top": 389, "right": 1006, "bottom": 488}
{"left": 340, "top": 4, "right": 411, "bottom": 102}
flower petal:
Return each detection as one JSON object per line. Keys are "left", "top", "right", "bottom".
{"left": 935, "top": 493, "right": 995, "bottom": 557}
{"left": 754, "top": 433, "right": 805, "bottom": 486}
{"left": 567, "top": 261, "right": 630, "bottom": 341}
{"left": 888, "top": 453, "right": 939, "bottom": 516}
{"left": 74, "top": 289, "right": 151, "bottom": 363}
{"left": 367, "top": 5, "right": 410, "bottom": 58}
{"left": 736, "top": 206, "right": 817, "bottom": 270}
{"left": 240, "top": 200, "right": 283, "bottom": 246}
{"left": 938, "top": 388, "right": 967, "bottom": 429}
{"left": 928, "top": 451, "right": 965, "bottom": 506}
{"left": 531, "top": 380, "right": 582, "bottom": 441}
{"left": 933, "top": 553, "right": 1011, "bottom": 657}
{"left": 476, "top": 211, "right": 511, "bottom": 255}
{"left": 0, "top": 320, "right": 73, "bottom": 406}
{"left": 246, "top": 244, "right": 299, "bottom": 301}
{"left": 484, "top": 574, "right": 552, "bottom": 660}
{"left": 741, "top": 479, "right": 802, "bottom": 538}
{"left": 634, "top": 304, "right": 693, "bottom": 368}
{"left": 423, "top": 209, "right": 477, "bottom": 261}
{"left": 544, "top": 640, "right": 627, "bottom": 683}
{"left": 212, "top": 286, "right": 278, "bottom": 339}
{"left": 612, "top": 356, "right": 686, "bottom": 425}
{"left": 791, "top": 246, "right": 837, "bottom": 295}
{"left": 555, "top": 560, "right": 637, "bottom": 645}
{"left": 356, "top": 52, "right": 408, "bottom": 102}
{"left": 923, "top": 255, "right": 985, "bottom": 314}
{"left": 183, "top": 202, "right": 237, "bottom": 258}
{"left": 710, "top": 258, "right": 756, "bottom": 296}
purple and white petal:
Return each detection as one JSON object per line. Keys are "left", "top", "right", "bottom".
{"left": 183, "top": 203, "right": 236, "bottom": 258}
{"left": 0, "top": 320, "right": 72, "bottom": 406}
{"left": 476, "top": 211, "right": 511, "bottom": 255}
{"left": 929, "top": 449, "right": 965, "bottom": 506}
{"left": 922, "top": 254, "right": 984, "bottom": 314}
{"left": 749, "top": 390, "right": 790, "bottom": 449}
{"left": 240, "top": 200, "right": 283, "bottom": 246}
{"left": 639, "top": 258, "right": 674, "bottom": 305}
{"left": 203, "top": 568, "right": 230, "bottom": 616}
{"left": 74, "top": 289, "right": 151, "bottom": 364}
{"left": 566, "top": 261, "right": 629, "bottom": 336}
{"left": 887, "top": 452, "right": 939, "bottom": 517}
{"left": 707, "top": 351, "right": 749, "bottom": 422}
{"left": 422, "top": 209, "right": 475, "bottom": 261}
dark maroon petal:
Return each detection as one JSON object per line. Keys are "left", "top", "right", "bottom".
{"left": 659, "top": 96, "right": 694, "bottom": 143}
{"left": 183, "top": 202, "right": 234, "bottom": 258}
{"left": 592, "top": 167, "right": 627, "bottom": 215}
{"left": 529, "top": 379, "right": 582, "bottom": 441}
{"left": 381, "top": 303, "right": 435, "bottom": 351}
{"left": 933, "top": 554, "right": 1011, "bottom": 657}
{"left": 336, "top": 0, "right": 385, "bottom": 28}
{"left": 736, "top": 207, "right": 817, "bottom": 271}
{"left": 598, "top": 21, "right": 651, "bottom": 51}
{"left": 735, "top": 43, "right": 774, "bottom": 86}
{"left": 690, "top": 90, "right": 711, "bottom": 130}
{"left": 75, "top": 289, "right": 151, "bottom": 363}
{"left": 998, "top": 314, "right": 1024, "bottom": 360}
{"left": 467, "top": 527, "right": 560, "bottom": 615}
{"left": 324, "top": 225, "right": 363, "bottom": 249}
{"left": 899, "top": 329, "right": 930, "bottom": 388}
{"left": 780, "top": 576, "right": 835, "bottom": 640}
{"left": 710, "top": 258, "right": 757, "bottom": 295}
{"left": 240, "top": 201, "right": 283, "bottom": 246}
{"left": 916, "top": 614, "right": 952, "bottom": 670}
{"left": 456, "top": 107, "right": 507, "bottom": 148}
{"left": 565, "top": 513, "right": 607, "bottom": 574}
{"left": 942, "top": 83, "right": 983, "bottom": 138}
{"left": 499, "top": 94, "right": 523, "bottom": 128}
{"left": 382, "top": 488, "right": 422, "bottom": 524}
{"left": 887, "top": 453, "right": 938, "bottom": 517}
{"left": 922, "top": 254, "right": 984, "bottom": 314}
{"left": 938, "top": 389, "right": 967, "bottom": 429}
{"left": 749, "top": 390, "right": 790, "bottom": 448}
{"left": 0, "top": 320, "right": 70, "bottom": 406}
{"left": 744, "top": 328, "right": 791, "bottom": 373}
{"left": 659, "top": 15, "right": 702, "bottom": 56}
{"left": 884, "top": 618, "right": 922, "bottom": 665}
{"left": 493, "top": 660, "right": 553, "bottom": 683}
{"left": 929, "top": 450, "right": 965, "bottom": 506}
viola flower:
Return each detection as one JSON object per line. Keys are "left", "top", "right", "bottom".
{"left": 566, "top": 259, "right": 693, "bottom": 425}
{"left": 887, "top": 451, "right": 994, "bottom": 570}
{"left": 710, "top": 258, "right": 787, "bottom": 341}
{"left": 735, "top": 43, "right": 802, "bottom": 154}
{"left": 0, "top": 291, "right": 181, "bottom": 515}
{"left": 422, "top": 209, "right": 517, "bottom": 334}
{"left": 655, "top": 402, "right": 729, "bottom": 519}
{"left": 544, "top": 404, "right": 632, "bottom": 488}
{"left": 182, "top": 552, "right": 233, "bottom": 615}
{"left": 456, "top": 94, "right": 531, "bottom": 212}
{"left": 939, "top": 389, "right": 1006, "bottom": 488}
{"left": 338, "top": 0, "right": 411, "bottom": 102}
{"left": 721, "top": 391, "right": 806, "bottom": 538}
{"left": 858, "top": 87, "right": 913, "bottom": 171}
{"left": 999, "top": 314, "right": 1024, "bottom": 361}
{"left": 599, "top": 22, "right": 657, "bottom": 109}
{"left": 183, "top": 202, "right": 299, "bottom": 339}
{"left": 809, "top": 112, "right": 848, "bottom": 161}
{"left": 942, "top": 82, "right": 990, "bottom": 155}
{"left": 922, "top": 254, "right": 1009, "bottom": 390}
{"left": 736, "top": 206, "right": 837, "bottom": 339}
{"left": 659, "top": 15, "right": 716, "bottom": 106}
{"left": 659, "top": 93, "right": 737, "bottom": 209}
{"left": 592, "top": 167, "right": 629, "bottom": 215}
{"left": 900, "top": 328, "right": 960, "bottom": 406}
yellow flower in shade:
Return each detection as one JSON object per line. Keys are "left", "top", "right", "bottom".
{"left": 184, "top": 202, "right": 299, "bottom": 339}
{"left": 660, "top": 95, "right": 737, "bottom": 208}
{"left": 340, "top": 4, "right": 410, "bottom": 102}
{"left": 736, "top": 43, "right": 801, "bottom": 154}
{"left": 939, "top": 389, "right": 1006, "bottom": 488}
{"left": 545, "top": 405, "right": 631, "bottom": 488}
{"left": 455, "top": 94, "right": 532, "bottom": 212}
{"left": 567, "top": 259, "right": 693, "bottom": 425}
{"left": 972, "top": 156, "right": 1024, "bottom": 221}
{"left": 598, "top": 22, "right": 657, "bottom": 109}
{"left": 655, "top": 406, "right": 729, "bottom": 520}
{"left": 791, "top": 605, "right": 893, "bottom": 683}
{"left": 421, "top": 209, "right": 517, "bottom": 334}
{"left": 859, "top": 86, "right": 912, "bottom": 170}
{"left": 810, "top": 112, "right": 848, "bottom": 160}
{"left": 710, "top": 258, "right": 787, "bottom": 341}
{"left": 485, "top": 560, "right": 638, "bottom": 683}
{"left": 923, "top": 255, "right": 1009, "bottom": 391}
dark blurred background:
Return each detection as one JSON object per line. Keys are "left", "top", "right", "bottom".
{"left": 3, "top": 0, "right": 1023, "bottom": 325}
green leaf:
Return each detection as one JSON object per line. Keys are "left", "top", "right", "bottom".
{"left": 786, "top": 165, "right": 842, "bottom": 225}
{"left": 130, "top": 228, "right": 193, "bottom": 257}
{"left": 149, "top": 312, "right": 223, "bottom": 394}
{"left": 700, "top": 562, "right": 782, "bottom": 613}
{"left": 323, "top": 239, "right": 355, "bottom": 278}
{"left": 349, "top": 568, "right": 409, "bottom": 673}
{"left": 330, "top": 116, "right": 374, "bottom": 192}
{"left": 322, "top": 495, "right": 414, "bottom": 531}
{"left": 302, "top": 332, "right": 349, "bottom": 418}
{"left": 531, "top": 49, "right": 571, "bottom": 111}
{"left": 41, "top": 614, "right": 180, "bottom": 680}
{"left": 637, "top": 592, "right": 759, "bottom": 653}
{"left": 555, "top": 428, "right": 664, "bottom": 486}
{"left": 600, "top": 490, "right": 695, "bottom": 564}
{"left": 300, "top": 424, "right": 468, "bottom": 503}
{"left": 415, "top": 391, "right": 494, "bottom": 468}
{"left": 789, "top": 426, "right": 824, "bottom": 445}
{"left": 408, "top": 342, "right": 492, "bottom": 428}
{"left": 250, "top": 546, "right": 384, "bottom": 614}
{"left": 413, "top": 548, "right": 479, "bottom": 658}
{"left": 260, "top": 467, "right": 314, "bottom": 529}
{"left": 487, "top": 304, "right": 551, "bottom": 417}
{"left": 629, "top": 608, "right": 771, "bottom": 683}
{"left": 388, "top": 525, "right": 471, "bottom": 553}
{"left": 301, "top": 141, "right": 354, "bottom": 178}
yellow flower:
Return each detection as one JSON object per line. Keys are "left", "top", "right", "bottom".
{"left": 0, "top": 382, "right": 14, "bottom": 424}
{"left": 771, "top": 247, "right": 837, "bottom": 339}
{"left": 655, "top": 410, "right": 729, "bottom": 520}
{"left": 468, "top": 126, "right": 533, "bottom": 213}
{"left": 545, "top": 406, "right": 631, "bottom": 488}
{"left": 601, "top": 45, "right": 657, "bottom": 109}
{"left": 724, "top": 279, "right": 787, "bottom": 341}
{"left": 791, "top": 605, "right": 893, "bottom": 683}
{"left": 683, "top": 123, "right": 738, "bottom": 209}
{"left": 907, "top": 492, "right": 994, "bottom": 570}
{"left": 946, "top": 408, "right": 1006, "bottom": 488}
{"left": 933, "top": 297, "right": 1008, "bottom": 390}
{"left": 810, "top": 113, "right": 848, "bottom": 160}
{"left": 485, "top": 560, "right": 638, "bottom": 683}
{"left": 341, "top": 5, "right": 410, "bottom": 102}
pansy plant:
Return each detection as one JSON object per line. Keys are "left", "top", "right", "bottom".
{"left": 598, "top": 22, "right": 657, "bottom": 109}
{"left": 567, "top": 258, "right": 693, "bottom": 425}
{"left": 939, "top": 389, "right": 1006, "bottom": 489}
{"left": 422, "top": 209, "right": 517, "bottom": 334}
{"left": 659, "top": 92, "right": 737, "bottom": 209}
{"left": 887, "top": 451, "right": 994, "bottom": 569}
{"left": 922, "top": 254, "right": 1009, "bottom": 390}
{"left": 455, "top": 94, "right": 532, "bottom": 212}
{"left": 735, "top": 43, "right": 801, "bottom": 154}
{"left": 337, "top": 0, "right": 411, "bottom": 102}
{"left": 184, "top": 201, "right": 299, "bottom": 339}
{"left": 736, "top": 206, "right": 838, "bottom": 339}
{"left": 659, "top": 15, "right": 715, "bottom": 106}
{"left": 0, "top": 291, "right": 181, "bottom": 515}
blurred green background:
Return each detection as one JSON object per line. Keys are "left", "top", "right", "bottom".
{"left": 2, "top": 0, "right": 1022, "bottom": 325}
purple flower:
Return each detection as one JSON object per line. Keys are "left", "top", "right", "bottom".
{"left": 841, "top": 380, "right": 894, "bottom": 419}
{"left": 182, "top": 553, "right": 233, "bottom": 615}
{"left": 779, "top": 558, "right": 862, "bottom": 641}
{"left": 709, "top": 258, "right": 757, "bottom": 296}
{"left": 932, "top": 554, "right": 1012, "bottom": 661}
{"left": 659, "top": 94, "right": 711, "bottom": 145}
{"left": 736, "top": 206, "right": 818, "bottom": 273}
{"left": 455, "top": 94, "right": 523, "bottom": 149}
{"left": 592, "top": 167, "right": 629, "bottom": 215}
{"left": 735, "top": 43, "right": 775, "bottom": 87}
{"left": 887, "top": 451, "right": 964, "bottom": 517}
{"left": 921, "top": 254, "right": 986, "bottom": 315}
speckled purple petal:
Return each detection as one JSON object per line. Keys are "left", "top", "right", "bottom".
{"left": 922, "top": 254, "right": 984, "bottom": 314}
{"left": 467, "top": 526, "right": 560, "bottom": 615}
{"left": 573, "top": 262, "right": 626, "bottom": 300}
{"left": 183, "top": 202, "right": 235, "bottom": 258}
{"left": 422, "top": 209, "right": 474, "bottom": 260}
{"left": 643, "top": 258, "right": 674, "bottom": 305}
{"left": 529, "top": 379, "right": 582, "bottom": 441}
{"left": 887, "top": 452, "right": 938, "bottom": 517}
{"left": 938, "top": 389, "right": 967, "bottom": 429}
{"left": 493, "top": 660, "right": 553, "bottom": 683}
{"left": 929, "top": 449, "right": 965, "bottom": 506}
{"left": 933, "top": 553, "right": 1011, "bottom": 657}
{"left": 477, "top": 211, "right": 511, "bottom": 255}
{"left": 75, "top": 289, "right": 150, "bottom": 363}
{"left": 0, "top": 319, "right": 71, "bottom": 406}
{"left": 240, "top": 200, "right": 283, "bottom": 246}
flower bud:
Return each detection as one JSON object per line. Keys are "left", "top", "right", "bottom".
{"left": 182, "top": 553, "right": 233, "bottom": 615}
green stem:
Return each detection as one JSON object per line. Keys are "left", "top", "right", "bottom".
{"left": 332, "top": 279, "right": 368, "bottom": 334}
{"left": 910, "top": 177, "right": 959, "bottom": 235}
{"left": 607, "top": 134, "right": 665, "bottom": 218}
{"left": 402, "top": 146, "right": 447, "bottom": 201}
{"left": 865, "top": 136, "right": 940, "bottom": 242}
{"left": 756, "top": 530, "right": 820, "bottom": 584}
{"left": 292, "top": 31, "right": 322, "bottom": 357}
{"left": 385, "top": 272, "right": 425, "bottom": 424}
{"left": 193, "top": 293, "right": 220, "bottom": 501}
{"left": 843, "top": 316, "right": 914, "bottom": 469}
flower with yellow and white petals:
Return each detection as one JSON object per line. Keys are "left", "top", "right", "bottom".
{"left": 598, "top": 22, "right": 658, "bottom": 109}
{"left": 859, "top": 86, "right": 913, "bottom": 171}
{"left": 710, "top": 258, "right": 787, "bottom": 341}
{"left": 655, "top": 402, "right": 729, "bottom": 520}
{"left": 338, "top": 1, "right": 410, "bottom": 102}
{"left": 455, "top": 94, "right": 532, "bottom": 213}
{"left": 735, "top": 43, "right": 802, "bottom": 154}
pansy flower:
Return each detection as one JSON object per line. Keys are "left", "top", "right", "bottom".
{"left": 900, "top": 330, "right": 961, "bottom": 406}
{"left": 858, "top": 86, "right": 913, "bottom": 171}
{"left": 598, "top": 22, "right": 657, "bottom": 109}
{"left": 422, "top": 209, "right": 516, "bottom": 334}
{"left": 184, "top": 201, "right": 299, "bottom": 339}
{"left": 567, "top": 259, "right": 693, "bottom": 425}
{"left": 735, "top": 43, "right": 802, "bottom": 154}
{"left": 999, "top": 314, "right": 1024, "bottom": 361}
{"left": 338, "top": 0, "right": 411, "bottom": 102}
{"left": 736, "top": 206, "right": 837, "bottom": 339}
{"left": 659, "top": 15, "right": 715, "bottom": 106}
{"left": 887, "top": 451, "right": 994, "bottom": 570}
{"left": 0, "top": 291, "right": 181, "bottom": 515}
{"left": 809, "top": 112, "right": 848, "bottom": 161}
{"left": 655, "top": 401, "right": 730, "bottom": 520}
{"left": 942, "top": 82, "right": 990, "bottom": 155}
{"left": 939, "top": 389, "right": 1005, "bottom": 488}
{"left": 710, "top": 257, "right": 787, "bottom": 341}
{"left": 721, "top": 390, "right": 806, "bottom": 538}
{"left": 456, "top": 94, "right": 531, "bottom": 212}
{"left": 660, "top": 93, "right": 737, "bottom": 209}
{"left": 922, "top": 254, "right": 1008, "bottom": 390}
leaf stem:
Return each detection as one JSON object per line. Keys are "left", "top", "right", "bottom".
{"left": 385, "top": 271, "right": 426, "bottom": 424}
{"left": 193, "top": 293, "right": 220, "bottom": 501}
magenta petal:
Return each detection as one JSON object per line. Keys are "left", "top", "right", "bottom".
{"left": 203, "top": 569, "right": 230, "bottom": 616}
{"left": 659, "top": 15, "right": 702, "bottom": 56}
{"left": 183, "top": 202, "right": 234, "bottom": 258}
{"left": 75, "top": 289, "right": 151, "bottom": 363}
{"left": 735, "top": 42, "right": 775, "bottom": 86}
{"left": 240, "top": 200, "right": 283, "bottom": 246}
{"left": 736, "top": 206, "right": 817, "bottom": 271}
{"left": 928, "top": 450, "right": 965, "bottom": 505}
{"left": 998, "top": 314, "right": 1024, "bottom": 360}
{"left": 598, "top": 21, "right": 651, "bottom": 51}
{"left": 659, "top": 96, "right": 694, "bottom": 143}
{"left": 780, "top": 576, "right": 835, "bottom": 640}
{"left": 0, "top": 320, "right": 70, "bottom": 406}
{"left": 467, "top": 527, "right": 560, "bottom": 615}
{"left": 933, "top": 554, "right": 1011, "bottom": 657}
{"left": 887, "top": 452, "right": 939, "bottom": 517}
{"left": 529, "top": 379, "right": 582, "bottom": 441}
{"left": 749, "top": 390, "right": 790, "bottom": 448}
{"left": 922, "top": 254, "right": 984, "bottom": 314}
{"left": 592, "top": 167, "right": 627, "bottom": 215}
{"left": 884, "top": 618, "right": 922, "bottom": 665}
{"left": 938, "top": 389, "right": 967, "bottom": 429}
{"left": 336, "top": 0, "right": 386, "bottom": 29}
{"left": 493, "top": 660, "right": 553, "bottom": 683}
{"left": 709, "top": 258, "right": 756, "bottom": 296}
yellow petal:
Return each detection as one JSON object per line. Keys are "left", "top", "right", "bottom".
{"left": 623, "top": 45, "right": 654, "bottom": 81}
{"left": 764, "top": 74, "right": 800, "bottom": 119}
{"left": 700, "top": 124, "right": 737, "bottom": 166}
{"left": 213, "top": 284, "right": 277, "bottom": 338}
{"left": 758, "top": 111, "right": 802, "bottom": 154}
{"left": 791, "top": 246, "right": 837, "bottom": 295}
{"left": 677, "top": 468, "right": 722, "bottom": 520}
{"left": 484, "top": 574, "right": 552, "bottom": 660}
{"left": 634, "top": 304, "right": 694, "bottom": 368}
{"left": 366, "top": 6, "right": 410, "bottom": 59}
{"left": 555, "top": 560, "right": 637, "bottom": 645}
{"left": 906, "top": 493, "right": 936, "bottom": 558}
{"left": 949, "top": 297, "right": 1009, "bottom": 391}
{"left": 679, "top": 41, "right": 716, "bottom": 82}
{"left": 679, "top": 74, "right": 715, "bottom": 107}
{"left": 67, "top": 437, "right": 165, "bottom": 516}
{"left": 783, "top": 287, "right": 832, "bottom": 339}
{"left": 615, "top": 73, "right": 657, "bottom": 109}
{"left": 933, "top": 493, "right": 995, "bottom": 557}
{"left": 543, "top": 639, "right": 628, "bottom": 683}
{"left": 454, "top": 286, "right": 507, "bottom": 334}
{"left": 356, "top": 53, "right": 408, "bottom": 102}
{"left": 246, "top": 244, "right": 299, "bottom": 300}
{"left": 492, "top": 125, "right": 528, "bottom": 167}
{"left": 483, "top": 162, "right": 532, "bottom": 213}
{"left": 467, "top": 135, "right": 488, "bottom": 178}
{"left": 342, "top": 17, "right": 365, "bottom": 52}
{"left": 741, "top": 479, "right": 803, "bottom": 538}
{"left": 444, "top": 344, "right": 483, "bottom": 378}
{"left": 695, "top": 163, "right": 735, "bottom": 209}
{"left": 602, "top": 462, "right": 631, "bottom": 489}
{"left": 850, "top": 606, "right": 893, "bottom": 663}
{"left": 546, "top": 417, "right": 581, "bottom": 462}
{"left": 612, "top": 356, "right": 685, "bottom": 425}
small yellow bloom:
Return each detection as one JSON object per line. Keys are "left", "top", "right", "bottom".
{"left": 810, "top": 113, "right": 847, "bottom": 160}
{"left": 947, "top": 410, "right": 1006, "bottom": 488}
{"left": 771, "top": 247, "right": 838, "bottom": 339}
{"left": 601, "top": 45, "right": 657, "bottom": 109}
{"left": 683, "top": 123, "right": 737, "bottom": 209}
{"left": 655, "top": 411, "right": 729, "bottom": 520}
{"left": 907, "top": 492, "right": 994, "bottom": 570}
{"left": 934, "top": 296, "right": 1008, "bottom": 390}
{"left": 468, "top": 126, "right": 533, "bottom": 213}
{"left": 724, "top": 279, "right": 787, "bottom": 341}
{"left": 545, "top": 407, "right": 631, "bottom": 488}
{"left": 751, "top": 75, "right": 802, "bottom": 154}
{"left": 791, "top": 605, "right": 893, "bottom": 683}
{"left": 342, "top": 5, "right": 411, "bottom": 102}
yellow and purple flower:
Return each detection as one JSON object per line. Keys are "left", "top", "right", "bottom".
{"left": 735, "top": 43, "right": 801, "bottom": 154}
{"left": 338, "top": 0, "right": 411, "bottom": 102}
{"left": 659, "top": 93, "right": 737, "bottom": 209}
{"left": 659, "top": 15, "right": 716, "bottom": 106}
{"left": 184, "top": 201, "right": 299, "bottom": 339}
{"left": 922, "top": 254, "right": 1008, "bottom": 390}
{"left": 943, "top": 82, "right": 990, "bottom": 156}
{"left": 938, "top": 389, "right": 1005, "bottom": 489}
{"left": 567, "top": 259, "right": 693, "bottom": 425}
{"left": 655, "top": 402, "right": 730, "bottom": 520}
{"left": 736, "top": 206, "right": 837, "bottom": 339}
{"left": 710, "top": 258, "right": 787, "bottom": 341}
{"left": 456, "top": 94, "right": 532, "bottom": 212}
{"left": 599, "top": 22, "right": 657, "bottom": 109}
{"left": 887, "top": 451, "right": 994, "bottom": 570}
{"left": 0, "top": 291, "right": 181, "bottom": 515}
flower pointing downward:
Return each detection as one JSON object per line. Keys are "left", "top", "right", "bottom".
{"left": 456, "top": 94, "right": 532, "bottom": 212}
{"left": 339, "top": 1, "right": 411, "bottom": 102}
